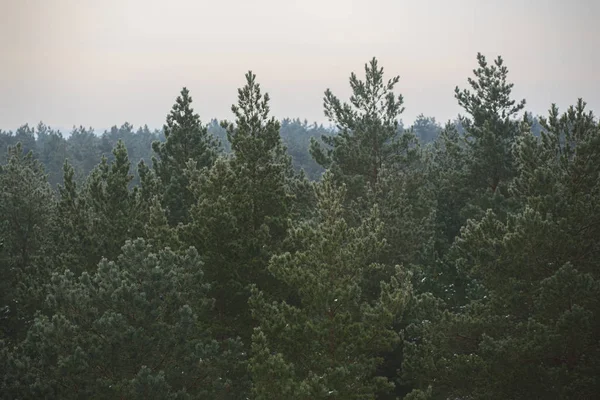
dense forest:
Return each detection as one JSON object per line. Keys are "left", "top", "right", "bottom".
{"left": 0, "top": 53, "right": 597, "bottom": 399}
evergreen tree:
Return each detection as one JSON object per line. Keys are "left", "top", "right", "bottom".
{"left": 455, "top": 52, "right": 526, "bottom": 194}
{"left": 402, "top": 100, "right": 600, "bottom": 399}
{"left": 222, "top": 71, "right": 294, "bottom": 243}
{"left": 35, "top": 122, "right": 68, "bottom": 187}
{"left": 309, "top": 58, "right": 432, "bottom": 265}
{"left": 310, "top": 57, "right": 409, "bottom": 200}
{"left": 420, "top": 54, "right": 528, "bottom": 305}
{"left": 134, "top": 158, "right": 179, "bottom": 251}
{"left": 99, "top": 123, "right": 161, "bottom": 187}
{"left": 152, "top": 88, "right": 220, "bottom": 225}
{"left": 2, "top": 239, "right": 247, "bottom": 399}
{"left": 249, "top": 172, "right": 412, "bottom": 399}
{"left": 143, "top": 195, "right": 181, "bottom": 251}
{"left": 426, "top": 122, "right": 471, "bottom": 256}
{"left": 0, "top": 129, "right": 17, "bottom": 165}
{"left": 66, "top": 126, "right": 101, "bottom": 179}
{"left": 52, "top": 159, "right": 95, "bottom": 275}
{"left": 137, "top": 158, "right": 162, "bottom": 206}
{"left": 0, "top": 144, "right": 55, "bottom": 343}
{"left": 13, "top": 125, "right": 37, "bottom": 156}
{"left": 85, "top": 140, "right": 140, "bottom": 264}
{"left": 364, "top": 147, "right": 435, "bottom": 269}
{"left": 185, "top": 72, "right": 293, "bottom": 344}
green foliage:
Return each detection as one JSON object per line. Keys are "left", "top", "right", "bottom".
{"left": 280, "top": 118, "right": 329, "bottom": 180}
{"left": 365, "top": 147, "right": 435, "bottom": 269}
{"left": 52, "top": 159, "right": 95, "bottom": 274}
{"left": 311, "top": 57, "right": 409, "bottom": 200}
{"left": 2, "top": 239, "right": 247, "bottom": 399}
{"left": 249, "top": 172, "right": 413, "bottom": 399}
{"left": 403, "top": 100, "right": 600, "bottom": 399}
{"left": 426, "top": 122, "right": 470, "bottom": 254}
{"left": 310, "top": 56, "right": 433, "bottom": 273}
{"left": 83, "top": 140, "right": 141, "bottom": 265}
{"left": 455, "top": 52, "right": 526, "bottom": 193}
{"left": 412, "top": 115, "right": 442, "bottom": 144}
{"left": 1, "top": 52, "right": 599, "bottom": 400}
{"left": 184, "top": 72, "right": 293, "bottom": 344}
{"left": 67, "top": 126, "right": 103, "bottom": 180}
{"left": 152, "top": 88, "right": 221, "bottom": 225}
{"left": 208, "top": 116, "right": 330, "bottom": 181}
{"left": 1, "top": 119, "right": 327, "bottom": 189}
{"left": 0, "top": 144, "right": 55, "bottom": 343}
{"left": 419, "top": 54, "right": 528, "bottom": 307}
{"left": 35, "top": 122, "right": 69, "bottom": 186}
{"left": 143, "top": 195, "right": 181, "bottom": 251}
{"left": 188, "top": 72, "right": 292, "bottom": 339}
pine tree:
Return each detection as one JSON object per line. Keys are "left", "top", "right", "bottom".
{"left": 0, "top": 143, "right": 55, "bottom": 343}
{"left": 66, "top": 126, "right": 101, "bottom": 178}
{"left": 13, "top": 125, "right": 36, "bottom": 155}
{"left": 152, "top": 87, "right": 220, "bottom": 225}
{"left": 308, "top": 57, "right": 432, "bottom": 266}
{"left": 426, "top": 122, "right": 470, "bottom": 254}
{"left": 221, "top": 71, "right": 294, "bottom": 244}
{"left": 134, "top": 159, "right": 180, "bottom": 251}
{"left": 418, "top": 54, "right": 528, "bottom": 305}
{"left": 310, "top": 57, "right": 409, "bottom": 200}
{"left": 249, "top": 172, "right": 412, "bottom": 399}
{"left": 137, "top": 158, "right": 162, "bottom": 206}
{"left": 52, "top": 159, "right": 95, "bottom": 275}
{"left": 365, "top": 148, "right": 436, "bottom": 269}
{"left": 2, "top": 239, "right": 248, "bottom": 399}
{"left": 143, "top": 195, "right": 181, "bottom": 251}
{"left": 85, "top": 140, "right": 140, "bottom": 264}
{"left": 402, "top": 99, "right": 600, "bottom": 399}
{"left": 455, "top": 52, "right": 526, "bottom": 194}
{"left": 35, "top": 122, "right": 68, "bottom": 187}
{"left": 184, "top": 72, "right": 293, "bottom": 344}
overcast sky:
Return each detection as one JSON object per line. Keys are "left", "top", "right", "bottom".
{"left": 1, "top": 0, "right": 599, "bottom": 133}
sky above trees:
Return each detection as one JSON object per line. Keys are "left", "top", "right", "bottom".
{"left": 1, "top": 0, "right": 599, "bottom": 131}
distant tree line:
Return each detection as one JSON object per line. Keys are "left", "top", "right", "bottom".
{"left": 0, "top": 117, "right": 336, "bottom": 186}
{"left": 2, "top": 105, "right": 532, "bottom": 187}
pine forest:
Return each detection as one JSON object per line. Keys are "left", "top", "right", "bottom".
{"left": 1, "top": 53, "right": 599, "bottom": 399}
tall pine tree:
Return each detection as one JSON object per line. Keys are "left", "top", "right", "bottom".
{"left": 85, "top": 140, "right": 140, "bottom": 264}
{"left": 0, "top": 144, "right": 55, "bottom": 343}
{"left": 310, "top": 57, "right": 409, "bottom": 201}
{"left": 184, "top": 71, "right": 293, "bottom": 343}
{"left": 249, "top": 172, "right": 412, "bottom": 399}
{"left": 402, "top": 99, "right": 600, "bottom": 399}
{"left": 455, "top": 52, "right": 526, "bottom": 194}
{"left": 152, "top": 87, "right": 220, "bottom": 225}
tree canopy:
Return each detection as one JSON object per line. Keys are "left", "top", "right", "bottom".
{"left": 1, "top": 53, "right": 598, "bottom": 400}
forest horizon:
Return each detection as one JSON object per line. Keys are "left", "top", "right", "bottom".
{"left": 1, "top": 50, "right": 599, "bottom": 399}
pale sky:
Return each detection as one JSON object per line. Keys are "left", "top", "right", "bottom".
{"left": 1, "top": 0, "right": 599, "bottom": 133}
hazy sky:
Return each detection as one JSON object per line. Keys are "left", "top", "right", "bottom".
{"left": 1, "top": 0, "right": 599, "bottom": 132}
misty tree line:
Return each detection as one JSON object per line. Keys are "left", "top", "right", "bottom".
{"left": 0, "top": 109, "right": 543, "bottom": 190}
{"left": 0, "top": 53, "right": 597, "bottom": 399}
{"left": 0, "top": 117, "right": 331, "bottom": 185}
